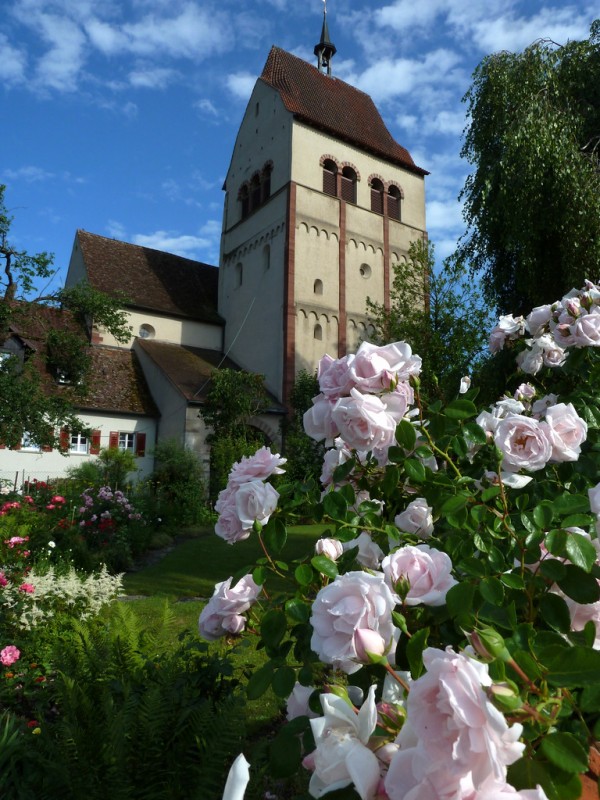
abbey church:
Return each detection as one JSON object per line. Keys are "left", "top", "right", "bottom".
{"left": 0, "top": 12, "right": 428, "bottom": 483}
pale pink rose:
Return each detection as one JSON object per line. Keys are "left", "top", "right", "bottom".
{"left": 315, "top": 537, "right": 344, "bottom": 561}
{"left": 320, "top": 439, "right": 353, "bottom": 486}
{"left": 514, "top": 383, "right": 536, "bottom": 402}
{"left": 215, "top": 484, "right": 237, "bottom": 515}
{"left": 459, "top": 376, "right": 471, "bottom": 394}
{"left": 489, "top": 327, "right": 508, "bottom": 354}
{"left": 381, "top": 390, "right": 409, "bottom": 423}
{"left": 386, "top": 648, "right": 524, "bottom": 798}
{"left": 537, "top": 334, "right": 568, "bottom": 368}
{"left": 394, "top": 498, "right": 434, "bottom": 539}
{"left": 349, "top": 341, "right": 421, "bottom": 392}
{"left": 343, "top": 531, "right": 384, "bottom": 569}
{"left": 317, "top": 353, "right": 356, "bottom": 398}
{"left": 286, "top": 682, "right": 319, "bottom": 720}
{"left": 310, "top": 571, "right": 398, "bottom": 674}
{"left": 235, "top": 479, "right": 279, "bottom": 530}
{"left": 0, "top": 645, "right": 21, "bottom": 666}
{"left": 303, "top": 394, "right": 338, "bottom": 443}
{"left": 515, "top": 342, "right": 543, "bottom": 375}
{"left": 391, "top": 379, "right": 415, "bottom": 408}
{"left": 198, "top": 574, "right": 262, "bottom": 641}
{"left": 382, "top": 545, "right": 457, "bottom": 606}
{"left": 589, "top": 482, "right": 600, "bottom": 515}
{"left": 215, "top": 500, "right": 248, "bottom": 544}
{"left": 472, "top": 776, "right": 549, "bottom": 799}
{"left": 331, "top": 388, "right": 398, "bottom": 452}
{"left": 525, "top": 304, "right": 552, "bottom": 337}
{"left": 228, "top": 446, "right": 286, "bottom": 486}
{"left": 540, "top": 402, "right": 587, "bottom": 462}
{"left": 531, "top": 393, "right": 558, "bottom": 417}
{"left": 494, "top": 415, "right": 552, "bottom": 473}
{"left": 571, "top": 308, "right": 600, "bottom": 346}
{"left": 353, "top": 629, "right": 386, "bottom": 662}
{"left": 307, "top": 685, "right": 380, "bottom": 800}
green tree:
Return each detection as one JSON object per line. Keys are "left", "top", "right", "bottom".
{"left": 458, "top": 21, "right": 600, "bottom": 313}
{"left": 199, "top": 368, "right": 270, "bottom": 499}
{"left": 366, "top": 240, "right": 494, "bottom": 403}
{"left": 0, "top": 184, "right": 132, "bottom": 450}
{"left": 283, "top": 369, "right": 325, "bottom": 483}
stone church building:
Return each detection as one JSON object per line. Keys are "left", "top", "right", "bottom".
{"left": 0, "top": 14, "right": 428, "bottom": 485}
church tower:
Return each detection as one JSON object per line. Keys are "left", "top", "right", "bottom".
{"left": 218, "top": 11, "right": 428, "bottom": 405}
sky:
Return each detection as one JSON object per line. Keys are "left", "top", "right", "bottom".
{"left": 1, "top": 0, "right": 598, "bottom": 296}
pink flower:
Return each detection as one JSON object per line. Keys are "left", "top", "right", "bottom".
{"left": 331, "top": 388, "right": 400, "bottom": 452}
{"left": 228, "top": 447, "right": 287, "bottom": 486}
{"left": 349, "top": 341, "right": 421, "bottom": 392}
{"left": 315, "top": 537, "right": 344, "bottom": 561}
{"left": 286, "top": 682, "right": 319, "bottom": 721}
{"left": 317, "top": 353, "right": 356, "bottom": 399}
{"left": 51, "top": 495, "right": 66, "bottom": 503}
{"left": 571, "top": 308, "right": 600, "bottom": 346}
{"left": 0, "top": 645, "right": 21, "bottom": 666}
{"left": 310, "top": 571, "right": 398, "bottom": 674}
{"left": 0, "top": 572, "right": 7, "bottom": 587}
{"left": 353, "top": 628, "right": 387, "bottom": 662}
{"left": 6, "top": 536, "right": 29, "bottom": 548}
{"left": 494, "top": 415, "right": 552, "bottom": 473}
{"left": 234, "top": 479, "right": 279, "bottom": 530}
{"left": 525, "top": 304, "right": 552, "bottom": 337}
{"left": 343, "top": 531, "right": 384, "bottom": 569}
{"left": 198, "top": 574, "right": 262, "bottom": 641}
{"left": 382, "top": 545, "right": 457, "bottom": 606}
{"left": 19, "top": 583, "right": 35, "bottom": 593}
{"left": 540, "top": 402, "right": 587, "bottom": 462}
{"left": 589, "top": 482, "right": 600, "bottom": 515}
{"left": 303, "top": 394, "right": 338, "bottom": 443}
{"left": 394, "top": 498, "right": 434, "bottom": 539}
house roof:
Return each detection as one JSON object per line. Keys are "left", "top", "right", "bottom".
{"left": 260, "top": 47, "right": 428, "bottom": 177}
{"left": 75, "top": 230, "right": 222, "bottom": 324}
{"left": 4, "top": 302, "right": 158, "bottom": 418}
{"left": 136, "top": 339, "right": 284, "bottom": 412}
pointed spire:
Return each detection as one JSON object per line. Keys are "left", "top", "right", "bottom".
{"left": 314, "top": 1, "right": 336, "bottom": 76}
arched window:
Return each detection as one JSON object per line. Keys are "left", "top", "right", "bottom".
{"left": 370, "top": 178, "right": 384, "bottom": 214}
{"left": 322, "top": 159, "right": 337, "bottom": 197}
{"left": 263, "top": 244, "right": 270, "bottom": 271}
{"left": 314, "top": 323, "right": 323, "bottom": 340}
{"left": 314, "top": 279, "right": 323, "bottom": 295}
{"left": 388, "top": 186, "right": 402, "bottom": 221}
{"left": 235, "top": 262, "right": 243, "bottom": 287}
{"left": 239, "top": 185, "right": 249, "bottom": 220}
{"left": 262, "top": 164, "right": 272, "bottom": 203}
{"left": 341, "top": 167, "right": 357, "bottom": 204}
{"left": 250, "top": 174, "right": 261, "bottom": 212}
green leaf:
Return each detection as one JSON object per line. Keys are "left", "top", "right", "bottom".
{"left": 322, "top": 491, "right": 348, "bottom": 519}
{"left": 479, "top": 576, "right": 505, "bottom": 605}
{"left": 544, "top": 645, "right": 600, "bottom": 687}
{"left": 545, "top": 529, "right": 567, "bottom": 558}
{"left": 285, "top": 597, "right": 311, "bottom": 623}
{"left": 539, "top": 592, "right": 571, "bottom": 634}
{"left": 311, "top": 555, "right": 339, "bottom": 579}
{"left": 407, "top": 627, "right": 429, "bottom": 679}
{"left": 253, "top": 566, "right": 267, "bottom": 586}
{"left": 440, "top": 494, "right": 469, "bottom": 514}
{"left": 269, "top": 727, "right": 303, "bottom": 778}
{"left": 481, "top": 486, "right": 501, "bottom": 502}
{"left": 507, "top": 758, "right": 558, "bottom": 800}
{"left": 246, "top": 662, "right": 274, "bottom": 700}
{"left": 557, "top": 565, "right": 600, "bottom": 604}
{"left": 263, "top": 518, "right": 287, "bottom": 554}
{"left": 381, "top": 465, "right": 400, "bottom": 496}
{"left": 444, "top": 398, "right": 478, "bottom": 419}
{"left": 404, "top": 458, "right": 426, "bottom": 483}
{"left": 553, "top": 494, "right": 591, "bottom": 516}
{"left": 294, "top": 563, "right": 314, "bottom": 586}
{"left": 565, "top": 533, "right": 597, "bottom": 572}
{"left": 539, "top": 733, "right": 589, "bottom": 774}
{"left": 261, "top": 610, "right": 287, "bottom": 649}
{"left": 463, "top": 421, "right": 488, "bottom": 446}
{"left": 396, "top": 419, "right": 417, "bottom": 451}
{"left": 272, "top": 666, "right": 297, "bottom": 698}
{"left": 500, "top": 572, "right": 525, "bottom": 590}
{"left": 446, "top": 581, "right": 476, "bottom": 618}
{"left": 533, "top": 502, "right": 554, "bottom": 530}
{"left": 332, "top": 459, "right": 356, "bottom": 484}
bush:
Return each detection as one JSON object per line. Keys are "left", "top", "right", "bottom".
{"left": 66, "top": 446, "right": 138, "bottom": 490}
{"left": 147, "top": 440, "right": 210, "bottom": 528}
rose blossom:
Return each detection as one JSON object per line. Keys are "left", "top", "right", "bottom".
{"left": 589, "top": 482, "right": 600, "bottom": 515}
{"left": 0, "top": 645, "right": 21, "bottom": 666}
{"left": 228, "top": 446, "right": 286, "bottom": 485}
{"left": 394, "top": 498, "right": 434, "bottom": 539}
{"left": 315, "top": 537, "right": 344, "bottom": 561}
{"left": 286, "top": 682, "right": 319, "bottom": 720}
{"left": 222, "top": 753, "right": 250, "bottom": 800}
{"left": 382, "top": 545, "right": 457, "bottom": 606}
{"left": 234, "top": 479, "right": 279, "bottom": 530}
{"left": 540, "top": 402, "right": 587, "bottom": 462}
{"left": 320, "top": 439, "right": 353, "bottom": 486}
{"left": 494, "top": 415, "right": 552, "bottom": 473}
{"left": 215, "top": 498, "right": 248, "bottom": 544}
{"left": 18, "top": 583, "right": 35, "bottom": 593}
{"left": 571, "top": 308, "right": 600, "bottom": 346}
{"left": 385, "top": 648, "right": 524, "bottom": 799}
{"left": 525, "top": 304, "right": 552, "bottom": 337}
{"left": 317, "top": 353, "right": 356, "bottom": 398}
{"left": 310, "top": 571, "right": 398, "bottom": 674}
{"left": 331, "top": 388, "right": 400, "bottom": 452}
{"left": 198, "top": 574, "right": 262, "bottom": 641}
{"left": 349, "top": 341, "right": 421, "bottom": 392}
{"left": 343, "top": 531, "right": 384, "bottom": 569}
{"left": 306, "top": 684, "right": 380, "bottom": 800}
{"left": 303, "top": 393, "right": 338, "bottom": 443}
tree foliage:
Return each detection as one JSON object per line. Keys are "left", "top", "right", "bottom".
{"left": 458, "top": 21, "right": 600, "bottom": 313}
{"left": 366, "top": 240, "right": 494, "bottom": 403}
{"left": 0, "top": 184, "right": 132, "bottom": 450}
{"left": 283, "top": 370, "right": 325, "bottom": 484}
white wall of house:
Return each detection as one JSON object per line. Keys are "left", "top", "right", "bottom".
{"left": 97, "top": 311, "right": 223, "bottom": 350}
{"left": 0, "top": 413, "right": 157, "bottom": 488}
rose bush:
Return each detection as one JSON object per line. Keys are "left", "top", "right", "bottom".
{"left": 206, "top": 281, "right": 600, "bottom": 800}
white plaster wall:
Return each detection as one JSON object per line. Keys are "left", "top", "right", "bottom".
{"left": 0, "top": 413, "right": 157, "bottom": 486}
{"left": 97, "top": 310, "right": 223, "bottom": 350}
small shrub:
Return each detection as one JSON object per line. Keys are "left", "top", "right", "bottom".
{"left": 147, "top": 439, "right": 209, "bottom": 528}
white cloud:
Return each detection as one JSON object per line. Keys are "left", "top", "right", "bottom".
{"left": 129, "top": 65, "right": 177, "bottom": 89}
{"left": 84, "top": 18, "right": 129, "bottom": 55}
{"left": 0, "top": 33, "right": 27, "bottom": 84}
{"left": 29, "top": 13, "right": 87, "bottom": 91}
{"left": 132, "top": 230, "right": 214, "bottom": 259}
{"left": 194, "top": 98, "right": 219, "bottom": 117}
{"left": 226, "top": 72, "right": 256, "bottom": 100}
{"left": 3, "top": 165, "right": 54, "bottom": 182}
{"left": 106, "top": 220, "right": 127, "bottom": 240}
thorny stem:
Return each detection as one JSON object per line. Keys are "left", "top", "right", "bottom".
{"left": 257, "top": 530, "right": 288, "bottom": 580}
{"left": 384, "top": 661, "right": 411, "bottom": 695}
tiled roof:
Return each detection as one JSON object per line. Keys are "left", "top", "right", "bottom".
{"left": 4, "top": 302, "right": 158, "bottom": 418}
{"left": 260, "top": 47, "right": 428, "bottom": 176}
{"left": 136, "top": 339, "right": 284, "bottom": 411}
{"left": 76, "top": 230, "right": 222, "bottom": 324}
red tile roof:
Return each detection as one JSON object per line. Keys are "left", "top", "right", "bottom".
{"left": 260, "top": 47, "right": 428, "bottom": 176}
{"left": 76, "top": 230, "right": 222, "bottom": 324}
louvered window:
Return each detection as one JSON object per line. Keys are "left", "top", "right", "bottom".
{"left": 370, "top": 179, "right": 384, "bottom": 214}
{"left": 388, "top": 187, "right": 401, "bottom": 221}
{"left": 250, "top": 176, "right": 261, "bottom": 211}
{"left": 341, "top": 167, "right": 357, "bottom": 204}
{"left": 323, "top": 168, "right": 336, "bottom": 196}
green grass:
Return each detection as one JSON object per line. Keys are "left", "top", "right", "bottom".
{"left": 122, "top": 524, "right": 328, "bottom": 599}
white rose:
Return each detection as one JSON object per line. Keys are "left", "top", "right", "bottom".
{"left": 541, "top": 402, "right": 587, "bottom": 462}
{"left": 343, "top": 531, "right": 384, "bottom": 569}
{"left": 571, "top": 309, "right": 600, "bottom": 347}
{"left": 382, "top": 545, "right": 457, "bottom": 606}
{"left": 394, "top": 498, "right": 434, "bottom": 539}
{"left": 494, "top": 415, "right": 552, "bottom": 473}
{"left": 198, "top": 575, "right": 262, "bottom": 641}
{"left": 315, "top": 537, "right": 344, "bottom": 561}
{"left": 235, "top": 479, "right": 279, "bottom": 530}
{"left": 331, "top": 388, "right": 399, "bottom": 452}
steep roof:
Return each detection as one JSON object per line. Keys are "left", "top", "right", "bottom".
{"left": 260, "top": 47, "right": 428, "bottom": 176}
{"left": 4, "top": 302, "right": 158, "bottom": 418}
{"left": 136, "top": 339, "right": 284, "bottom": 412}
{"left": 76, "top": 230, "right": 222, "bottom": 324}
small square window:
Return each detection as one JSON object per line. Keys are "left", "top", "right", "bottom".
{"left": 70, "top": 433, "right": 88, "bottom": 454}
{"left": 21, "top": 432, "right": 40, "bottom": 452}
{"left": 118, "top": 432, "right": 136, "bottom": 451}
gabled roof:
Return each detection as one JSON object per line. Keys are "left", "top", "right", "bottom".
{"left": 136, "top": 339, "right": 284, "bottom": 412}
{"left": 75, "top": 230, "right": 222, "bottom": 324}
{"left": 4, "top": 302, "right": 158, "bottom": 418}
{"left": 260, "top": 47, "right": 428, "bottom": 177}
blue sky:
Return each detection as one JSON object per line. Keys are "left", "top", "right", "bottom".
{"left": 1, "top": 0, "right": 598, "bottom": 296}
